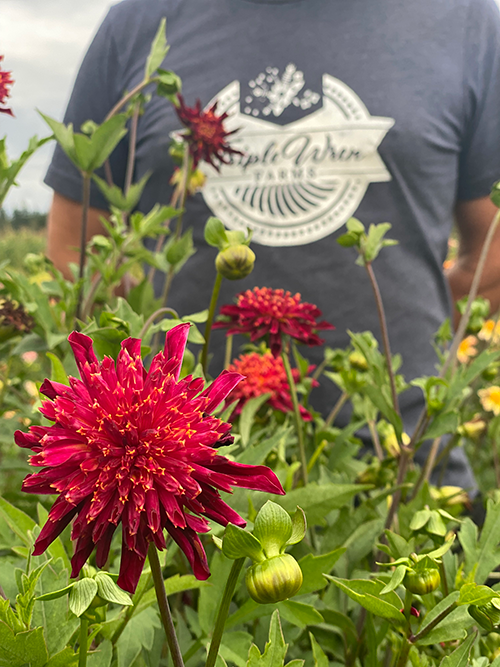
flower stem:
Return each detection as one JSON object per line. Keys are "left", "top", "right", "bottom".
{"left": 76, "top": 173, "right": 91, "bottom": 322}
{"left": 201, "top": 272, "right": 223, "bottom": 375}
{"left": 411, "top": 602, "right": 457, "bottom": 644}
{"left": 148, "top": 544, "right": 185, "bottom": 667}
{"left": 325, "top": 391, "right": 348, "bottom": 428}
{"left": 364, "top": 260, "right": 400, "bottom": 420}
{"left": 224, "top": 335, "right": 233, "bottom": 370}
{"left": 105, "top": 77, "right": 157, "bottom": 121}
{"left": 138, "top": 307, "right": 179, "bottom": 341}
{"left": 205, "top": 558, "right": 245, "bottom": 667}
{"left": 395, "top": 639, "right": 411, "bottom": 667}
{"left": 411, "top": 436, "right": 443, "bottom": 500}
{"left": 78, "top": 618, "right": 89, "bottom": 667}
{"left": 281, "top": 347, "right": 308, "bottom": 485}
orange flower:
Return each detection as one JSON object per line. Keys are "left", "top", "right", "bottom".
{"left": 478, "top": 319, "right": 500, "bottom": 345}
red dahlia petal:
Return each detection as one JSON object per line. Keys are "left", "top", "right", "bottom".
{"left": 166, "top": 521, "right": 210, "bottom": 580}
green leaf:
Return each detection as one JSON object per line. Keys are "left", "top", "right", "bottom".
{"left": 346, "top": 217, "right": 365, "bottom": 233}
{"left": 278, "top": 600, "right": 323, "bottom": 628}
{"left": 438, "top": 631, "right": 476, "bottom": 666}
{"left": 36, "top": 583, "right": 74, "bottom": 601}
{"left": 254, "top": 502, "right": 293, "bottom": 557}
{"left": 116, "top": 607, "right": 160, "bottom": 667}
{"left": 222, "top": 524, "right": 264, "bottom": 561}
{"left": 93, "top": 172, "right": 150, "bottom": 212}
{"left": 237, "top": 427, "right": 292, "bottom": 466}
{"left": 0, "top": 623, "right": 48, "bottom": 667}
{"left": 297, "top": 549, "right": 345, "bottom": 595}
{"left": 69, "top": 578, "right": 98, "bottom": 617}
{"left": 95, "top": 573, "right": 133, "bottom": 606}
{"left": 239, "top": 394, "right": 272, "bottom": 447}
{"left": 458, "top": 583, "right": 500, "bottom": 607}
{"left": 410, "top": 509, "right": 431, "bottom": 532}
{"left": 309, "top": 633, "right": 328, "bottom": 667}
{"left": 87, "top": 640, "right": 112, "bottom": 667}
{"left": 247, "top": 611, "right": 288, "bottom": 667}
{"left": 415, "top": 593, "right": 473, "bottom": 646}
{"left": 380, "top": 564, "right": 407, "bottom": 594}
{"left": 219, "top": 632, "right": 253, "bottom": 667}
{"left": 45, "top": 647, "right": 79, "bottom": 667}
{"left": 0, "top": 496, "right": 36, "bottom": 546}
{"left": 198, "top": 550, "right": 234, "bottom": 635}
{"left": 204, "top": 217, "right": 228, "bottom": 249}
{"left": 156, "top": 69, "right": 182, "bottom": 100}
{"left": 145, "top": 17, "right": 169, "bottom": 78}
{"left": 166, "top": 228, "right": 194, "bottom": 267}
{"left": 424, "top": 411, "right": 459, "bottom": 440}
{"left": 276, "top": 483, "right": 372, "bottom": 526}
{"left": 46, "top": 352, "right": 69, "bottom": 386}
{"left": 38, "top": 113, "right": 76, "bottom": 164}
{"left": 475, "top": 499, "right": 500, "bottom": 584}
{"left": 326, "top": 576, "right": 405, "bottom": 625}
{"left": 133, "top": 573, "right": 209, "bottom": 617}
{"left": 286, "top": 507, "right": 306, "bottom": 546}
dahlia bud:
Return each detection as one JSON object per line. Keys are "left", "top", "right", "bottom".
{"left": 216, "top": 244, "right": 256, "bottom": 280}
{"left": 404, "top": 567, "right": 440, "bottom": 595}
{"left": 458, "top": 418, "right": 487, "bottom": 441}
{"left": 222, "top": 501, "right": 306, "bottom": 604}
{"left": 469, "top": 601, "right": 500, "bottom": 633}
{"left": 246, "top": 553, "right": 303, "bottom": 604}
{"left": 348, "top": 351, "right": 368, "bottom": 371}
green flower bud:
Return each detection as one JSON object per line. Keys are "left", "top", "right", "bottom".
{"left": 215, "top": 244, "right": 256, "bottom": 280}
{"left": 245, "top": 553, "right": 303, "bottom": 604}
{"left": 469, "top": 601, "right": 500, "bottom": 633}
{"left": 348, "top": 351, "right": 368, "bottom": 371}
{"left": 404, "top": 567, "right": 440, "bottom": 595}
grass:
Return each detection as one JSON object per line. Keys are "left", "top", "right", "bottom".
{"left": 0, "top": 226, "right": 46, "bottom": 270}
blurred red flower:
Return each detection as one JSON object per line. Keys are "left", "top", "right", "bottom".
{"left": 175, "top": 94, "right": 242, "bottom": 170}
{"left": 228, "top": 350, "right": 316, "bottom": 421}
{"left": 16, "top": 324, "right": 283, "bottom": 593}
{"left": 0, "top": 56, "right": 14, "bottom": 117}
{"left": 213, "top": 287, "right": 334, "bottom": 357}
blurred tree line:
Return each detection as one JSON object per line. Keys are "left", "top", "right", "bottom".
{"left": 0, "top": 208, "right": 47, "bottom": 231}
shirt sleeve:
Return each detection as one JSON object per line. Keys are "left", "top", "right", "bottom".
{"left": 457, "top": 0, "right": 500, "bottom": 201}
{"left": 44, "top": 7, "right": 129, "bottom": 209}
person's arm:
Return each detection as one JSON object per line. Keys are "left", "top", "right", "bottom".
{"left": 447, "top": 195, "right": 500, "bottom": 327}
{"left": 46, "top": 192, "right": 109, "bottom": 281}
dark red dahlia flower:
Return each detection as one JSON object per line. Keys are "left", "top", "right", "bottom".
{"left": 15, "top": 324, "right": 283, "bottom": 593}
{"left": 213, "top": 287, "right": 334, "bottom": 357}
{"left": 228, "top": 351, "right": 317, "bottom": 421}
{"left": 174, "top": 94, "right": 242, "bottom": 170}
{"left": 0, "top": 56, "right": 14, "bottom": 117}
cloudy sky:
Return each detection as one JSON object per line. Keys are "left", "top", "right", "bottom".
{"left": 1, "top": 0, "right": 114, "bottom": 212}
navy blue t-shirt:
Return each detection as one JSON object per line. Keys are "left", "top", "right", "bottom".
{"left": 45, "top": 0, "right": 500, "bottom": 488}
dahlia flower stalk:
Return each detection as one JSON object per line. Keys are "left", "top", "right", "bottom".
{"left": 15, "top": 324, "right": 284, "bottom": 593}
{"left": 213, "top": 287, "right": 334, "bottom": 357}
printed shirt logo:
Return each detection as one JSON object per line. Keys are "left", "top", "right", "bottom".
{"left": 199, "top": 65, "right": 395, "bottom": 247}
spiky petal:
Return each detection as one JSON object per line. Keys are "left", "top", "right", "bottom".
{"left": 213, "top": 287, "right": 334, "bottom": 357}
{"left": 0, "top": 56, "right": 14, "bottom": 117}
{"left": 16, "top": 324, "right": 284, "bottom": 593}
{"left": 174, "top": 94, "right": 242, "bottom": 170}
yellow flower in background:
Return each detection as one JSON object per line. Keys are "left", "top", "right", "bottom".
{"left": 479, "top": 386, "right": 500, "bottom": 416}
{"left": 479, "top": 319, "right": 500, "bottom": 345}
{"left": 457, "top": 336, "right": 478, "bottom": 364}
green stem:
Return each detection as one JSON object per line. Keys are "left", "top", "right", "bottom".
{"left": 325, "top": 391, "right": 348, "bottom": 428}
{"left": 105, "top": 77, "right": 158, "bottom": 121}
{"left": 403, "top": 588, "right": 413, "bottom": 621}
{"left": 78, "top": 618, "right": 89, "bottom": 667}
{"left": 148, "top": 543, "right": 185, "bottom": 667}
{"left": 205, "top": 558, "right": 245, "bottom": 667}
{"left": 201, "top": 272, "right": 223, "bottom": 375}
{"left": 224, "top": 334, "right": 233, "bottom": 370}
{"left": 411, "top": 602, "right": 457, "bottom": 644}
{"left": 368, "top": 419, "right": 384, "bottom": 461}
{"left": 281, "top": 346, "right": 308, "bottom": 485}
{"left": 76, "top": 173, "right": 91, "bottom": 322}
{"left": 411, "top": 436, "right": 443, "bottom": 500}
{"left": 138, "top": 307, "right": 179, "bottom": 341}
{"left": 395, "top": 638, "right": 411, "bottom": 667}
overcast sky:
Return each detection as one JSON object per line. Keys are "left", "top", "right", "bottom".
{"left": 1, "top": 0, "right": 114, "bottom": 212}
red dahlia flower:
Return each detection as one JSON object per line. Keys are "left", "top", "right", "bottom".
{"left": 228, "top": 351, "right": 316, "bottom": 421}
{"left": 0, "top": 56, "right": 14, "bottom": 117}
{"left": 15, "top": 324, "right": 283, "bottom": 593}
{"left": 213, "top": 287, "right": 334, "bottom": 357}
{"left": 174, "top": 94, "right": 242, "bottom": 170}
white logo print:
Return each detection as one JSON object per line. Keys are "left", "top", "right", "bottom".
{"left": 198, "top": 66, "right": 395, "bottom": 247}
{"left": 244, "top": 64, "right": 321, "bottom": 117}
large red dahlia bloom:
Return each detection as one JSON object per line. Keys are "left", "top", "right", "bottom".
{"left": 0, "top": 56, "right": 14, "bottom": 117}
{"left": 213, "top": 287, "right": 334, "bottom": 357}
{"left": 15, "top": 324, "right": 283, "bottom": 593}
{"left": 174, "top": 94, "right": 242, "bottom": 170}
{"left": 228, "top": 351, "right": 316, "bottom": 421}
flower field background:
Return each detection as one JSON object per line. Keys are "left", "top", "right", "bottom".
{"left": 3, "top": 22, "right": 500, "bottom": 667}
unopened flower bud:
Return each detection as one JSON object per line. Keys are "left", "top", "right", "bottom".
{"left": 216, "top": 244, "right": 256, "bottom": 280}
{"left": 469, "top": 601, "right": 500, "bottom": 633}
{"left": 404, "top": 567, "right": 440, "bottom": 595}
{"left": 246, "top": 553, "right": 303, "bottom": 604}
{"left": 458, "top": 419, "right": 487, "bottom": 441}
{"left": 348, "top": 351, "right": 368, "bottom": 371}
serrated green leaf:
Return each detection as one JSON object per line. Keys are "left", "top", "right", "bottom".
{"left": 0, "top": 623, "right": 48, "bottom": 667}
{"left": 439, "top": 632, "right": 476, "bottom": 667}
{"left": 145, "top": 18, "right": 169, "bottom": 78}
{"left": 458, "top": 583, "right": 500, "bottom": 607}
{"left": 46, "top": 647, "right": 79, "bottom": 667}
{"left": 278, "top": 600, "right": 323, "bottom": 629}
{"left": 247, "top": 611, "right": 288, "bottom": 667}
{"left": 0, "top": 496, "right": 36, "bottom": 546}
{"left": 297, "top": 549, "right": 345, "bottom": 595}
